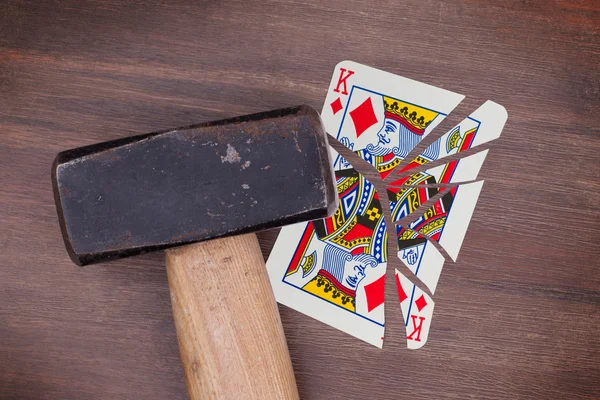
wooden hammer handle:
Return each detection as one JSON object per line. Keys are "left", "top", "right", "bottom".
{"left": 165, "top": 233, "right": 299, "bottom": 400}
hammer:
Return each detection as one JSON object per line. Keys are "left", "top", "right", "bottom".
{"left": 51, "top": 105, "right": 336, "bottom": 399}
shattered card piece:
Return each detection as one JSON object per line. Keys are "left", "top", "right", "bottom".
{"left": 434, "top": 181, "right": 485, "bottom": 262}
{"left": 267, "top": 147, "right": 387, "bottom": 348}
{"left": 396, "top": 181, "right": 485, "bottom": 263}
{"left": 396, "top": 269, "right": 435, "bottom": 349}
{"left": 321, "top": 61, "right": 465, "bottom": 179}
{"left": 396, "top": 101, "right": 507, "bottom": 175}
{"left": 387, "top": 184, "right": 447, "bottom": 293}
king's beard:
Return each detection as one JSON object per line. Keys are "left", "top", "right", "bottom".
{"left": 366, "top": 143, "right": 400, "bottom": 156}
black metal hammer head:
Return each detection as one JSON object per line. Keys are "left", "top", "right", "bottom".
{"left": 52, "top": 106, "right": 336, "bottom": 266}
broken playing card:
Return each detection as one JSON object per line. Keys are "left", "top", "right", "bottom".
{"left": 267, "top": 61, "right": 507, "bottom": 349}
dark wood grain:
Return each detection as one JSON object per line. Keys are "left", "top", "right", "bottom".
{"left": 1, "top": 0, "right": 598, "bottom": 399}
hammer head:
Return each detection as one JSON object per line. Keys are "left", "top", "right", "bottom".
{"left": 52, "top": 106, "right": 336, "bottom": 266}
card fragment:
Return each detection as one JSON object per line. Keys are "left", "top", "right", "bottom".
{"left": 396, "top": 269, "right": 435, "bottom": 349}
{"left": 395, "top": 101, "right": 507, "bottom": 176}
{"left": 415, "top": 181, "right": 485, "bottom": 262}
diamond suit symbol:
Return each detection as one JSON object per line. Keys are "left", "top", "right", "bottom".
{"left": 364, "top": 274, "right": 385, "bottom": 312}
{"left": 415, "top": 294, "right": 428, "bottom": 312}
{"left": 330, "top": 98, "right": 343, "bottom": 115}
{"left": 349, "top": 97, "right": 378, "bottom": 138}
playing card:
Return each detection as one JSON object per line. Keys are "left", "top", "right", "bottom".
{"left": 396, "top": 269, "right": 435, "bottom": 349}
{"left": 322, "top": 61, "right": 465, "bottom": 179}
{"left": 267, "top": 147, "right": 387, "bottom": 347}
{"left": 269, "top": 61, "right": 508, "bottom": 350}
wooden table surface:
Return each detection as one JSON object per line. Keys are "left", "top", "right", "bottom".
{"left": 1, "top": 1, "right": 599, "bottom": 399}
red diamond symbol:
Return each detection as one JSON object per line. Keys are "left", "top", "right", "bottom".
{"left": 396, "top": 274, "right": 408, "bottom": 303}
{"left": 415, "top": 294, "right": 428, "bottom": 312}
{"left": 349, "top": 97, "right": 378, "bottom": 138}
{"left": 364, "top": 274, "right": 385, "bottom": 312}
{"left": 330, "top": 98, "right": 343, "bottom": 115}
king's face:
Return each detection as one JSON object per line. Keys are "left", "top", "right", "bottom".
{"left": 362, "top": 116, "right": 403, "bottom": 157}
{"left": 376, "top": 118, "right": 401, "bottom": 150}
